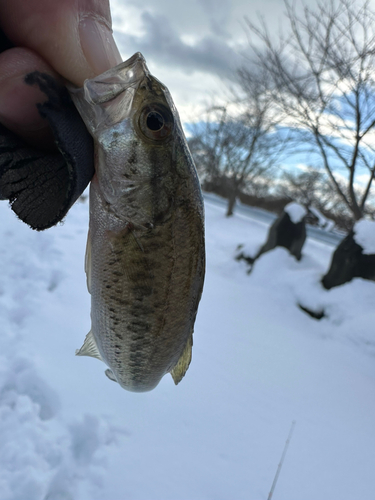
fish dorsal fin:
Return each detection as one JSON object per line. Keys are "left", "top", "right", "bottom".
{"left": 85, "top": 229, "right": 92, "bottom": 293}
{"left": 105, "top": 369, "right": 118, "bottom": 383}
{"left": 171, "top": 332, "right": 193, "bottom": 385}
{"left": 75, "top": 330, "right": 102, "bottom": 360}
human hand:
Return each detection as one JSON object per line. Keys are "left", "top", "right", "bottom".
{"left": 0, "top": 0, "right": 122, "bottom": 149}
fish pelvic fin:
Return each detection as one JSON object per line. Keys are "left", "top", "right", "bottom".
{"left": 105, "top": 369, "right": 118, "bottom": 383}
{"left": 171, "top": 332, "right": 193, "bottom": 385}
{"left": 75, "top": 330, "right": 102, "bottom": 360}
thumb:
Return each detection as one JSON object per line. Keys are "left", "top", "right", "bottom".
{"left": 0, "top": 0, "right": 122, "bottom": 86}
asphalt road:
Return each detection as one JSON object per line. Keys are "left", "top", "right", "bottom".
{"left": 203, "top": 192, "right": 345, "bottom": 247}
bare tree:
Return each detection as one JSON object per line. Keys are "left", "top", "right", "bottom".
{"left": 188, "top": 72, "right": 283, "bottom": 216}
{"left": 277, "top": 167, "right": 347, "bottom": 211}
{"left": 276, "top": 166, "right": 357, "bottom": 228}
{"left": 242, "top": 0, "right": 375, "bottom": 221}
{"left": 277, "top": 168, "right": 324, "bottom": 208}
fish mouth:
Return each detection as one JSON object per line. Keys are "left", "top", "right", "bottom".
{"left": 68, "top": 52, "right": 174, "bottom": 136}
{"left": 67, "top": 52, "right": 149, "bottom": 99}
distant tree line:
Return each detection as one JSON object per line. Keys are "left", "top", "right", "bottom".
{"left": 188, "top": 0, "right": 375, "bottom": 230}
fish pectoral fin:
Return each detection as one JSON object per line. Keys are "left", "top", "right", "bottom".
{"left": 85, "top": 229, "right": 92, "bottom": 293}
{"left": 75, "top": 330, "right": 102, "bottom": 360}
{"left": 105, "top": 369, "right": 118, "bottom": 383}
{"left": 171, "top": 332, "right": 193, "bottom": 385}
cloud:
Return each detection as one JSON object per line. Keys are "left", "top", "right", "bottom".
{"left": 114, "top": 11, "right": 244, "bottom": 79}
{"left": 196, "top": 0, "right": 233, "bottom": 38}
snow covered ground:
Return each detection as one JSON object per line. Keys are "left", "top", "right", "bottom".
{"left": 0, "top": 195, "right": 375, "bottom": 500}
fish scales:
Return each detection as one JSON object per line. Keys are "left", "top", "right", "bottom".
{"left": 70, "top": 53, "right": 205, "bottom": 392}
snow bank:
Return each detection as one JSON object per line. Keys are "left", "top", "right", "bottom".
{"left": 284, "top": 202, "right": 307, "bottom": 223}
{"left": 0, "top": 195, "right": 375, "bottom": 500}
{"left": 353, "top": 219, "right": 375, "bottom": 254}
{"left": 0, "top": 202, "right": 119, "bottom": 500}
{"left": 308, "top": 205, "right": 335, "bottom": 231}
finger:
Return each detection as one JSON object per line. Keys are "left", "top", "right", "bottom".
{"left": 0, "top": 0, "right": 122, "bottom": 87}
{"left": 0, "top": 47, "right": 57, "bottom": 150}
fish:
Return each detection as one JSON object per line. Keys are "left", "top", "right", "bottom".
{"left": 69, "top": 53, "right": 205, "bottom": 392}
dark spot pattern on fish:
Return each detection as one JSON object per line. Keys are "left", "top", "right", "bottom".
{"left": 127, "top": 149, "right": 137, "bottom": 165}
{"left": 108, "top": 295, "right": 130, "bottom": 307}
{"left": 127, "top": 321, "right": 150, "bottom": 334}
{"left": 112, "top": 270, "right": 123, "bottom": 277}
{"left": 132, "top": 285, "right": 153, "bottom": 297}
{"left": 131, "top": 334, "right": 151, "bottom": 343}
{"left": 129, "top": 352, "right": 144, "bottom": 365}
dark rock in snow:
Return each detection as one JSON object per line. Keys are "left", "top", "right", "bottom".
{"left": 235, "top": 205, "right": 307, "bottom": 272}
{"left": 322, "top": 230, "right": 375, "bottom": 289}
{"left": 255, "top": 210, "right": 307, "bottom": 261}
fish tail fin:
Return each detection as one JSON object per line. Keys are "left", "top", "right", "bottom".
{"left": 171, "top": 331, "right": 193, "bottom": 385}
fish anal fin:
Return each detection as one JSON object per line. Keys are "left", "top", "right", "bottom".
{"left": 85, "top": 229, "right": 92, "bottom": 293}
{"left": 105, "top": 369, "right": 118, "bottom": 383}
{"left": 75, "top": 330, "right": 102, "bottom": 360}
{"left": 171, "top": 332, "right": 193, "bottom": 385}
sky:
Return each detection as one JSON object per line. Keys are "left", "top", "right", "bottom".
{"left": 109, "top": 0, "right": 375, "bottom": 194}
{"left": 110, "top": 0, "right": 288, "bottom": 121}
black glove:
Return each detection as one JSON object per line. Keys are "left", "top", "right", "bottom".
{"left": 0, "top": 30, "right": 94, "bottom": 230}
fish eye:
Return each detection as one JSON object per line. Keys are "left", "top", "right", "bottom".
{"left": 147, "top": 111, "right": 164, "bottom": 131}
{"left": 138, "top": 104, "right": 173, "bottom": 142}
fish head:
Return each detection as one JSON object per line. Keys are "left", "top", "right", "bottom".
{"left": 69, "top": 53, "right": 198, "bottom": 220}
{"left": 69, "top": 52, "right": 169, "bottom": 134}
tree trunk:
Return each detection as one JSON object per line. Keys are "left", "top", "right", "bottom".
{"left": 226, "top": 177, "right": 239, "bottom": 217}
{"left": 226, "top": 192, "right": 236, "bottom": 216}
{"left": 350, "top": 201, "right": 363, "bottom": 221}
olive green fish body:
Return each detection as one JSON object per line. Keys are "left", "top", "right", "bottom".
{"left": 70, "top": 53, "right": 205, "bottom": 392}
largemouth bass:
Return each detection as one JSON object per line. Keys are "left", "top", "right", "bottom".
{"left": 69, "top": 53, "right": 205, "bottom": 392}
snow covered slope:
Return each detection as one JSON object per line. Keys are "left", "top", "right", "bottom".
{"left": 0, "top": 196, "right": 374, "bottom": 500}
